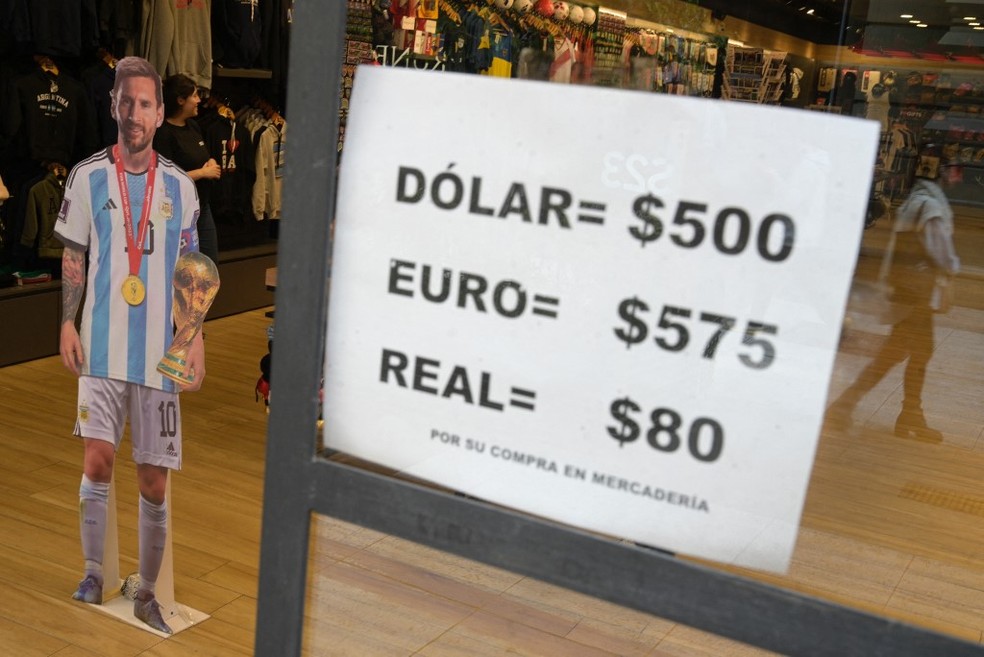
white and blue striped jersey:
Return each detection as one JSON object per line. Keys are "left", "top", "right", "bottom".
{"left": 55, "top": 147, "right": 200, "bottom": 392}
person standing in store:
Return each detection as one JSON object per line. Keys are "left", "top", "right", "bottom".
{"left": 828, "top": 162, "right": 960, "bottom": 442}
{"left": 56, "top": 56, "right": 205, "bottom": 635}
{"left": 153, "top": 73, "right": 221, "bottom": 264}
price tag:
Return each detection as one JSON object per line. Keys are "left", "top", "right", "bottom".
{"left": 325, "top": 66, "right": 879, "bottom": 572}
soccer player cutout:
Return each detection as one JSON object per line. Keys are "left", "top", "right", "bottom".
{"left": 56, "top": 56, "right": 219, "bottom": 635}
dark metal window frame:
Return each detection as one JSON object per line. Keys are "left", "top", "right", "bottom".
{"left": 254, "top": 3, "right": 984, "bottom": 655}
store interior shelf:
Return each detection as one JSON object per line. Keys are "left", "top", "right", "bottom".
{"left": 214, "top": 67, "right": 273, "bottom": 79}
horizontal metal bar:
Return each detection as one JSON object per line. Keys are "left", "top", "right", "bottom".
{"left": 311, "top": 457, "right": 984, "bottom": 657}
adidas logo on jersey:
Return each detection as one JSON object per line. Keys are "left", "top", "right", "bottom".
{"left": 102, "top": 198, "right": 118, "bottom": 212}
{"left": 166, "top": 442, "right": 178, "bottom": 457}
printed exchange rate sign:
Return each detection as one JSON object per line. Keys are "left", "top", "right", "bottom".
{"left": 325, "top": 66, "right": 879, "bottom": 572}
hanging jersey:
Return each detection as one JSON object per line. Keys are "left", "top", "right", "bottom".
{"left": 486, "top": 30, "right": 512, "bottom": 78}
{"left": 206, "top": 116, "right": 256, "bottom": 222}
{"left": 549, "top": 37, "right": 576, "bottom": 83}
{"left": 55, "top": 147, "right": 200, "bottom": 392}
{"left": 252, "top": 121, "right": 286, "bottom": 220}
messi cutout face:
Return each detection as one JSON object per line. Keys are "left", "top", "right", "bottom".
{"left": 113, "top": 76, "right": 164, "bottom": 160}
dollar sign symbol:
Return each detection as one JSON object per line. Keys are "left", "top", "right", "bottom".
{"left": 629, "top": 194, "right": 665, "bottom": 247}
{"left": 613, "top": 297, "right": 648, "bottom": 348}
{"left": 607, "top": 397, "right": 641, "bottom": 447}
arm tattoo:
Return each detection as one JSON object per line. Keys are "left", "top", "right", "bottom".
{"left": 61, "top": 247, "right": 86, "bottom": 324}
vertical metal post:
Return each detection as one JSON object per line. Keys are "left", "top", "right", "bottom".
{"left": 254, "top": 2, "right": 347, "bottom": 655}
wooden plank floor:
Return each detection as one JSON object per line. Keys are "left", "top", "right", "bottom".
{"left": 1, "top": 211, "right": 983, "bottom": 655}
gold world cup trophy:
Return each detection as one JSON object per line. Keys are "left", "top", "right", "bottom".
{"left": 157, "top": 252, "right": 220, "bottom": 385}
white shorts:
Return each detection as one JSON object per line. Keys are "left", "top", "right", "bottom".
{"left": 75, "top": 376, "right": 182, "bottom": 470}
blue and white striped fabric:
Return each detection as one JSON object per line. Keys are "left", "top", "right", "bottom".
{"left": 56, "top": 147, "right": 200, "bottom": 392}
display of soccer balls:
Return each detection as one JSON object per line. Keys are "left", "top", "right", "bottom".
{"left": 568, "top": 4, "right": 583, "bottom": 23}
{"left": 552, "top": 0, "right": 570, "bottom": 20}
{"left": 535, "top": 0, "right": 554, "bottom": 17}
{"left": 581, "top": 6, "right": 596, "bottom": 24}
{"left": 514, "top": 0, "right": 533, "bottom": 12}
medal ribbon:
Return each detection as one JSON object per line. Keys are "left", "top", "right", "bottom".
{"left": 113, "top": 144, "right": 157, "bottom": 278}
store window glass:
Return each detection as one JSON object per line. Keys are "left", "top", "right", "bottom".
{"left": 316, "top": 0, "right": 984, "bottom": 647}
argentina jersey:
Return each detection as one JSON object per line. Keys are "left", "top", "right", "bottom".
{"left": 56, "top": 147, "right": 200, "bottom": 392}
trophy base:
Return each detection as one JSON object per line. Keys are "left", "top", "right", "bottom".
{"left": 157, "top": 353, "right": 194, "bottom": 385}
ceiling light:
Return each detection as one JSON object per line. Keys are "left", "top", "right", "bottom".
{"left": 806, "top": 8, "right": 814, "bottom": 14}
{"left": 900, "top": 14, "right": 912, "bottom": 19}
{"left": 972, "top": 22, "right": 981, "bottom": 26}
{"left": 909, "top": 19, "right": 920, "bottom": 24}
{"left": 965, "top": 17, "right": 977, "bottom": 21}
{"left": 916, "top": 23, "right": 927, "bottom": 27}
{"left": 976, "top": 26, "right": 984, "bottom": 31}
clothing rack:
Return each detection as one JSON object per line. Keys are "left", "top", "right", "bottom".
{"left": 251, "top": 96, "right": 285, "bottom": 128}
{"left": 204, "top": 95, "right": 237, "bottom": 121}
{"left": 33, "top": 54, "right": 59, "bottom": 76}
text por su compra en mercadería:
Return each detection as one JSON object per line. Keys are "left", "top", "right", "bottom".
{"left": 429, "top": 428, "right": 710, "bottom": 513}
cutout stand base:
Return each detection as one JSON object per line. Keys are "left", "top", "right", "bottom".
{"left": 88, "top": 474, "right": 210, "bottom": 637}
{"left": 88, "top": 592, "right": 209, "bottom": 638}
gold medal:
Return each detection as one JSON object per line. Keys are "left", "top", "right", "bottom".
{"left": 113, "top": 146, "right": 156, "bottom": 309}
{"left": 122, "top": 274, "right": 146, "bottom": 306}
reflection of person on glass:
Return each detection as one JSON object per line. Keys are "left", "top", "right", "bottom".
{"left": 55, "top": 56, "right": 204, "bottom": 634}
{"left": 830, "top": 166, "right": 960, "bottom": 442}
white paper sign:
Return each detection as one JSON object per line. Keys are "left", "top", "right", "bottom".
{"left": 325, "top": 66, "right": 879, "bottom": 572}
